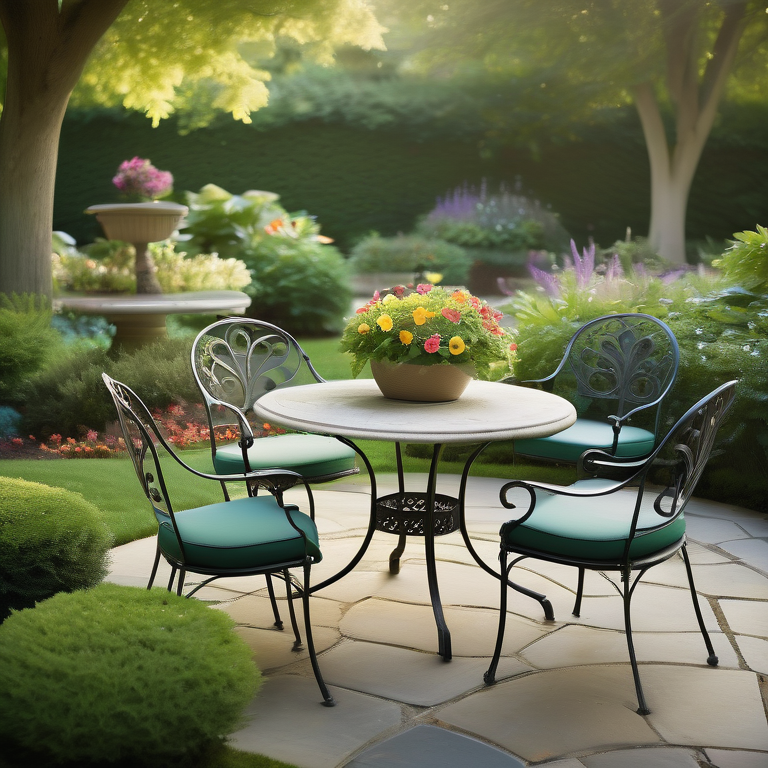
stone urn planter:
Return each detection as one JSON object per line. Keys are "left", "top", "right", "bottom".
{"left": 86, "top": 202, "right": 188, "bottom": 294}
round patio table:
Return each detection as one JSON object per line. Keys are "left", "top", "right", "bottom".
{"left": 254, "top": 378, "right": 577, "bottom": 660}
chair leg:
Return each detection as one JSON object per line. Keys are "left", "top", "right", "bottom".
{"left": 176, "top": 568, "right": 186, "bottom": 597}
{"left": 302, "top": 561, "right": 335, "bottom": 706}
{"left": 147, "top": 541, "right": 162, "bottom": 590}
{"left": 284, "top": 569, "right": 303, "bottom": 650}
{"left": 681, "top": 545, "right": 718, "bottom": 666}
{"left": 265, "top": 574, "right": 284, "bottom": 630}
{"left": 572, "top": 567, "right": 585, "bottom": 617}
{"left": 622, "top": 567, "right": 650, "bottom": 715}
{"left": 167, "top": 565, "right": 177, "bottom": 592}
{"left": 484, "top": 548, "right": 510, "bottom": 686}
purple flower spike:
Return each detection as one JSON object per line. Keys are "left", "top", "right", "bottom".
{"left": 529, "top": 264, "right": 560, "bottom": 297}
{"left": 570, "top": 239, "right": 595, "bottom": 289}
{"left": 605, "top": 253, "right": 624, "bottom": 282}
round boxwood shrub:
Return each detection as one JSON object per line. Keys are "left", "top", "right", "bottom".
{"left": 0, "top": 583, "right": 261, "bottom": 767}
{"left": 0, "top": 477, "right": 113, "bottom": 621}
{"left": 348, "top": 233, "right": 472, "bottom": 286}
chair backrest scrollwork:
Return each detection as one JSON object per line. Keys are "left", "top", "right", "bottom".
{"left": 565, "top": 314, "right": 679, "bottom": 419}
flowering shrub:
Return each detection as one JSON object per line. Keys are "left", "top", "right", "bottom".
{"left": 340, "top": 284, "right": 515, "bottom": 379}
{"left": 112, "top": 157, "right": 173, "bottom": 202}
{"left": 52, "top": 241, "right": 250, "bottom": 294}
{"left": 417, "top": 180, "right": 570, "bottom": 260}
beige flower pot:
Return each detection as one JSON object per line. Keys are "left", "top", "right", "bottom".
{"left": 370, "top": 359, "right": 474, "bottom": 402}
{"left": 85, "top": 202, "right": 188, "bottom": 243}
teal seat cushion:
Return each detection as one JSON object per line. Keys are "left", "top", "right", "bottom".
{"left": 213, "top": 433, "right": 356, "bottom": 479}
{"left": 515, "top": 419, "right": 655, "bottom": 462}
{"left": 503, "top": 479, "right": 685, "bottom": 561}
{"left": 158, "top": 495, "right": 321, "bottom": 570}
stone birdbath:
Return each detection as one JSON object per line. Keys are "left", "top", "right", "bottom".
{"left": 85, "top": 201, "right": 188, "bottom": 294}
{"left": 58, "top": 290, "right": 252, "bottom": 351}
{"left": 63, "top": 202, "right": 251, "bottom": 349}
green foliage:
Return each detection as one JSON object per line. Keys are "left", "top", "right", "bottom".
{"left": 712, "top": 225, "right": 768, "bottom": 293}
{"left": 0, "top": 583, "right": 260, "bottom": 766}
{"left": 340, "top": 286, "right": 513, "bottom": 379}
{"left": 0, "top": 477, "right": 113, "bottom": 621}
{"left": 348, "top": 234, "right": 472, "bottom": 285}
{"left": 503, "top": 249, "right": 768, "bottom": 511}
{"left": 180, "top": 184, "right": 352, "bottom": 334}
{"left": 53, "top": 240, "right": 251, "bottom": 294}
{"left": 0, "top": 294, "right": 62, "bottom": 405}
{"left": 21, "top": 338, "right": 199, "bottom": 439}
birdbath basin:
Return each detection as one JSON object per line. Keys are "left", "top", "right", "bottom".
{"left": 57, "top": 290, "right": 252, "bottom": 350}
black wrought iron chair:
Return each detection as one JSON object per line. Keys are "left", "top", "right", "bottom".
{"left": 191, "top": 318, "right": 358, "bottom": 504}
{"left": 102, "top": 373, "right": 335, "bottom": 706}
{"left": 483, "top": 380, "right": 737, "bottom": 715}
{"left": 512, "top": 313, "right": 680, "bottom": 464}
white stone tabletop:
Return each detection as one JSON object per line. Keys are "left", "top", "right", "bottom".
{"left": 56, "top": 290, "right": 251, "bottom": 315}
{"left": 253, "top": 379, "right": 577, "bottom": 444}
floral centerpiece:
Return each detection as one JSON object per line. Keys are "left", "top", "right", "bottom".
{"left": 112, "top": 156, "right": 173, "bottom": 202}
{"left": 340, "top": 284, "right": 516, "bottom": 385}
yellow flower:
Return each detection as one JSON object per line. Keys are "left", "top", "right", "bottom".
{"left": 424, "top": 271, "right": 443, "bottom": 285}
{"left": 377, "top": 314, "right": 394, "bottom": 331}
{"left": 399, "top": 330, "right": 413, "bottom": 345}
{"left": 358, "top": 323, "right": 371, "bottom": 334}
{"left": 383, "top": 293, "right": 398, "bottom": 304}
{"left": 449, "top": 336, "right": 466, "bottom": 355}
{"left": 412, "top": 307, "right": 436, "bottom": 325}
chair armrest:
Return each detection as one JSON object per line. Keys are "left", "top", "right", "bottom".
{"left": 577, "top": 447, "right": 650, "bottom": 478}
{"left": 204, "top": 397, "right": 255, "bottom": 446}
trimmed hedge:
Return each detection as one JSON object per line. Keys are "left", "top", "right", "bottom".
{"left": 0, "top": 583, "right": 260, "bottom": 767}
{"left": 0, "top": 477, "right": 113, "bottom": 620}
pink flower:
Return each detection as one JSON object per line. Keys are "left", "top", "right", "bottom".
{"left": 112, "top": 157, "right": 173, "bottom": 201}
{"left": 417, "top": 283, "right": 433, "bottom": 295}
{"left": 86, "top": 430, "right": 98, "bottom": 442}
{"left": 392, "top": 285, "right": 406, "bottom": 297}
{"left": 441, "top": 308, "right": 461, "bottom": 323}
{"left": 424, "top": 334, "right": 441, "bottom": 353}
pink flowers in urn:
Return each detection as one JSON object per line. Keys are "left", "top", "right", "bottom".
{"left": 112, "top": 157, "right": 173, "bottom": 202}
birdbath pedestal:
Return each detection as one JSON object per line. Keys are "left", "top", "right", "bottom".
{"left": 85, "top": 201, "right": 189, "bottom": 294}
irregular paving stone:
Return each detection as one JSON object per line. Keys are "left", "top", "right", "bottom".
{"left": 705, "top": 748, "right": 768, "bottom": 767}
{"left": 733, "top": 635, "right": 768, "bottom": 674}
{"left": 684, "top": 541, "right": 733, "bottom": 565}
{"left": 320, "top": 641, "right": 530, "bottom": 706}
{"left": 234, "top": 624, "right": 340, "bottom": 672}
{"left": 685, "top": 517, "right": 752, "bottom": 545}
{"left": 520, "top": 624, "right": 738, "bottom": 669}
{"left": 567, "top": 583, "right": 719, "bottom": 632}
{"left": 715, "top": 539, "right": 768, "bottom": 573}
{"left": 641, "top": 666, "right": 768, "bottom": 750}
{"left": 345, "top": 724, "right": 525, "bottom": 768}
{"left": 437, "top": 666, "right": 661, "bottom": 762}
{"left": 229, "top": 676, "right": 402, "bottom": 768}
{"left": 582, "top": 747, "right": 702, "bottom": 767}
{"left": 340, "top": 598, "right": 550, "bottom": 656}
{"left": 215, "top": 592, "right": 343, "bottom": 630}
{"left": 720, "top": 599, "right": 768, "bottom": 637}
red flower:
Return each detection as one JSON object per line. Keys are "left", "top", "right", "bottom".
{"left": 392, "top": 285, "right": 406, "bottom": 297}
{"left": 417, "top": 283, "right": 433, "bottom": 295}
{"left": 509, "top": 343, "right": 518, "bottom": 352}
{"left": 441, "top": 308, "right": 461, "bottom": 323}
{"left": 424, "top": 334, "right": 441, "bottom": 353}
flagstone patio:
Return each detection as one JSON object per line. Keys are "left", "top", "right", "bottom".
{"left": 107, "top": 473, "right": 768, "bottom": 768}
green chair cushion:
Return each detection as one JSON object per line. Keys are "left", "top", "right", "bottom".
{"left": 157, "top": 495, "right": 321, "bottom": 570}
{"left": 514, "top": 419, "right": 655, "bottom": 462}
{"left": 502, "top": 479, "right": 685, "bottom": 561}
{"left": 213, "top": 433, "right": 356, "bottom": 479}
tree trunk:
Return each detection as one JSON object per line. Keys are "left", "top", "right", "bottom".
{"left": 0, "top": 0, "right": 128, "bottom": 300}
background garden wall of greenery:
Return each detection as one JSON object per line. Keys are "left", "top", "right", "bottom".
{"left": 55, "top": 96, "right": 768, "bottom": 254}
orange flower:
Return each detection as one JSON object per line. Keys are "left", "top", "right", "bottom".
{"left": 452, "top": 290, "right": 467, "bottom": 303}
{"left": 358, "top": 323, "right": 371, "bottom": 334}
